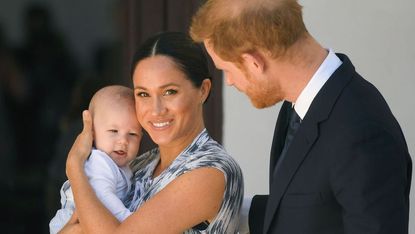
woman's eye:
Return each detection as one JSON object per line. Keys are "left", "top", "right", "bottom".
{"left": 164, "top": 89, "right": 177, "bottom": 96}
{"left": 136, "top": 92, "right": 149, "bottom": 97}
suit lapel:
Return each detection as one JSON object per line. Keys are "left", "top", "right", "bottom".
{"left": 263, "top": 53, "right": 356, "bottom": 233}
{"left": 263, "top": 114, "right": 319, "bottom": 233}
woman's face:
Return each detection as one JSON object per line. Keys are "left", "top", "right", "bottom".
{"left": 132, "top": 55, "right": 210, "bottom": 149}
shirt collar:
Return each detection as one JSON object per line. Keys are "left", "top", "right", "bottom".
{"left": 293, "top": 49, "right": 342, "bottom": 120}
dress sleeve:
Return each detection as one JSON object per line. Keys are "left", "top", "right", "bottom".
{"left": 184, "top": 150, "right": 244, "bottom": 233}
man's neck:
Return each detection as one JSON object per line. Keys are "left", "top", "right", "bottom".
{"left": 269, "top": 34, "right": 328, "bottom": 103}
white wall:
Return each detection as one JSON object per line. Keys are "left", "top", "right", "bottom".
{"left": 223, "top": 0, "right": 415, "bottom": 233}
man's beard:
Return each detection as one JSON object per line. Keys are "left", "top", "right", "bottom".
{"left": 247, "top": 83, "right": 281, "bottom": 109}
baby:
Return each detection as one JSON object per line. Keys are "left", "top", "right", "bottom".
{"left": 49, "top": 85, "right": 142, "bottom": 233}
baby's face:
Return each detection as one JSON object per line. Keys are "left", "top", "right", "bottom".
{"left": 93, "top": 104, "right": 142, "bottom": 167}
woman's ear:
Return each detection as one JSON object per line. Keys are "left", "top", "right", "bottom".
{"left": 200, "top": 79, "right": 212, "bottom": 103}
{"left": 241, "top": 51, "right": 265, "bottom": 75}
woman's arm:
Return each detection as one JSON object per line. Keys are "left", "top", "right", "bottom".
{"left": 120, "top": 167, "right": 225, "bottom": 233}
{"left": 64, "top": 110, "right": 226, "bottom": 233}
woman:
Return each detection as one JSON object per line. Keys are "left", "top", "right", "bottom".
{"left": 62, "top": 32, "right": 243, "bottom": 233}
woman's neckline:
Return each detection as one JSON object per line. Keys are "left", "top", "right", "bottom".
{"left": 151, "top": 128, "right": 208, "bottom": 179}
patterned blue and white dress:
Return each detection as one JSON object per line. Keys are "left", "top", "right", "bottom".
{"left": 124, "top": 129, "right": 244, "bottom": 233}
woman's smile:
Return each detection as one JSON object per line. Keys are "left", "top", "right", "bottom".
{"left": 151, "top": 120, "right": 173, "bottom": 128}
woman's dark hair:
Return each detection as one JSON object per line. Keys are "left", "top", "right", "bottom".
{"left": 131, "top": 31, "right": 211, "bottom": 89}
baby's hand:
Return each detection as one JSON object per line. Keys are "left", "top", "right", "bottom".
{"left": 68, "top": 210, "right": 79, "bottom": 224}
{"left": 66, "top": 110, "right": 93, "bottom": 177}
{"left": 59, "top": 210, "right": 81, "bottom": 233}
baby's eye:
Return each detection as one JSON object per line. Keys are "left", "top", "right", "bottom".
{"left": 129, "top": 132, "right": 142, "bottom": 139}
{"left": 109, "top": 129, "right": 118, "bottom": 133}
{"left": 136, "top": 91, "right": 149, "bottom": 97}
{"left": 164, "top": 89, "right": 177, "bottom": 96}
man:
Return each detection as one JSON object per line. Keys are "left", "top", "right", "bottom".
{"left": 190, "top": 0, "right": 412, "bottom": 233}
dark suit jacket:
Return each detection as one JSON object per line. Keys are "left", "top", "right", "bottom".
{"left": 249, "top": 54, "right": 412, "bottom": 234}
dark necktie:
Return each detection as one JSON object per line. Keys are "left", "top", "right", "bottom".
{"left": 274, "top": 107, "right": 302, "bottom": 173}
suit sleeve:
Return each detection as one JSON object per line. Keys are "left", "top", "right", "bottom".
{"left": 249, "top": 195, "right": 268, "bottom": 234}
{"left": 331, "top": 124, "right": 411, "bottom": 234}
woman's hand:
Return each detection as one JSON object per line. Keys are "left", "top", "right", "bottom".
{"left": 66, "top": 110, "right": 93, "bottom": 179}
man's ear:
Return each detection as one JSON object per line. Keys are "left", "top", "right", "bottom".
{"left": 241, "top": 52, "right": 265, "bottom": 74}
